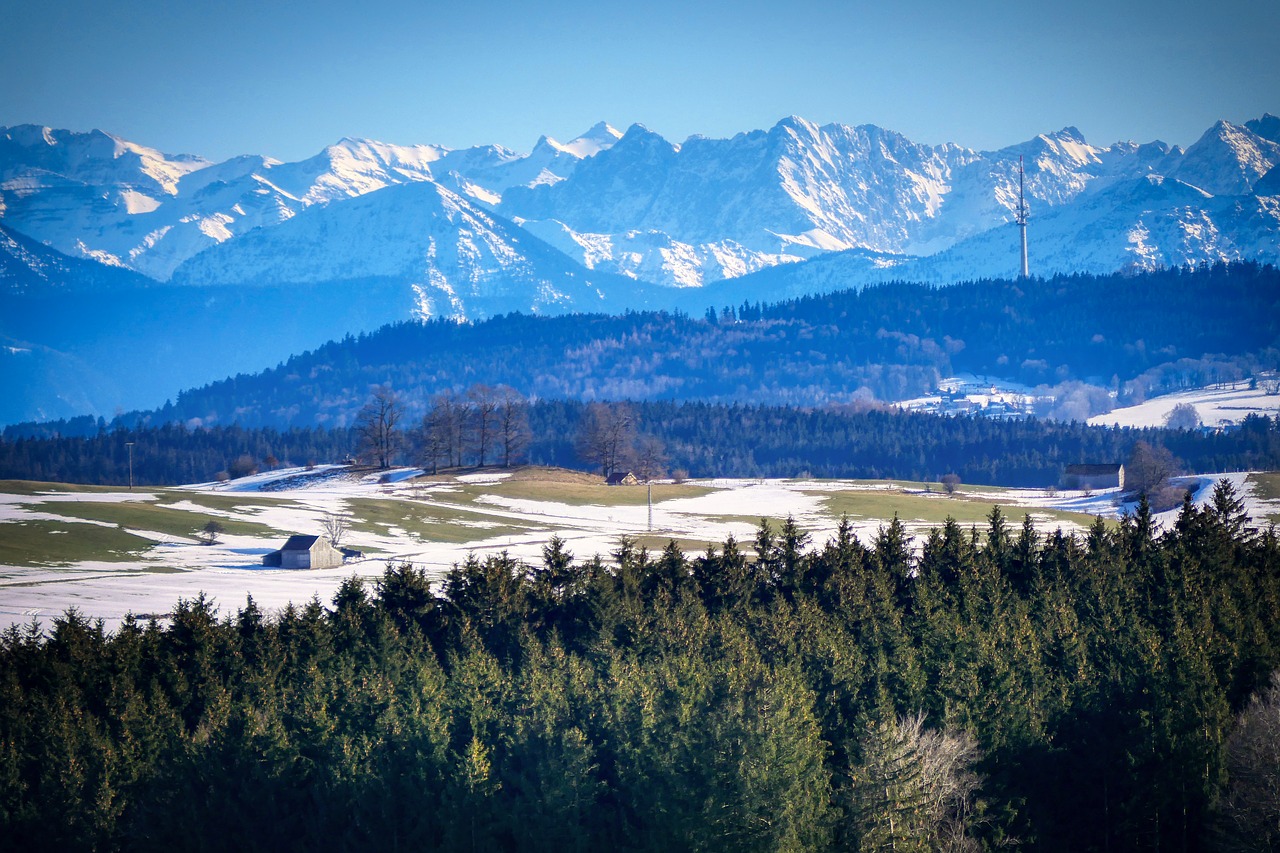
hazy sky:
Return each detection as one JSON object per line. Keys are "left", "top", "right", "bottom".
{"left": 2, "top": 0, "right": 1276, "bottom": 162}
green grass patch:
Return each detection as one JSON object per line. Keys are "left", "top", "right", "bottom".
{"left": 156, "top": 491, "right": 298, "bottom": 514}
{"left": 794, "top": 478, "right": 1007, "bottom": 495}
{"left": 0, "top": 520, "right": 152, "bottom": 566}
{"left": 0, "top": 480, "right": 134, "bottom": 496}
{"left": 630, "top": 535, "right": 731, "bottom": 556}
{"left": 702, "top": 514, "right": 791, "bottom": 532}
{"left": 1249, "top": 474, "right": 1280, "bottom": 525}
{"left": 345, "top": 497, "right": 536, "bottom": 545}
{"left": 31, "top": 499, "right": 282, "bottom": 541}
{"left": 817, "top": 489, "right": 1098, "bottom": 529}
{"left": 471, "top": 480, "right": 716, "bottom": 507}
{"left": 1247, "top": 472, "right": 1280, "bottom": 502}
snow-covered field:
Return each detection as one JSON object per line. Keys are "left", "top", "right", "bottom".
{"left": 1, "top": 466, "right": 1275, "bottom": 632}
{"left": 1089, "top": 383, "right": 1280, "bottom": 429}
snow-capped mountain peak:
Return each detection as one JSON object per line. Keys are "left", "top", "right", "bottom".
{"left": 1, "top": 124, "right": 210, "bottom": 197}
{"left": 556, "top": 122, "right": 623, "bottom": 158}
{"left": 2, "top": 114, "right": 1278, "bottom": 302}
{"left": 1175, "top": 119, "right": 1280, "bottom": 196}
{"left": 1246, "top": 113, "right": 1280, "bottom": 144}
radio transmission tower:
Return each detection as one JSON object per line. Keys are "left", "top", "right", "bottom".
{"left": 1015, "top": 155, "right": 1029, "bottom": 279}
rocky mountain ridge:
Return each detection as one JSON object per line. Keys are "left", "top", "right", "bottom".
{"left": 2, "top": 114, "right": 1278, "bottom": 307}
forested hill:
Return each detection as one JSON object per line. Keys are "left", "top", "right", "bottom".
{"left": 135, "top": 263, "right": 1279, "bottom": 430}
{"left": 3, "top": 496, "right": 1278, "bottom": 850}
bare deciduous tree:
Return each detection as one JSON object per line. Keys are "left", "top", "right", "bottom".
{"left": 450, "top": 393, "right": 473, "bottom": 468}
{"left": 429, "top": 391, "right": 467, "bottom": 470}
{"left": 848, "top": 713, "right": 986, "bottom": 853}
{"left": 633, "top": 434, "right": 667, "bottom": 482}
{"left": 468, "top": 385, "right": 501, "bottom": 468}
{"left": 320, "top": 511, "right": 349, "bottom": 547}
{"left": 1212, "top": 671, "right": 1280, "bottom": 852}
{"left": 497, "top": 386, "right": 531, "bottom": 468}
{"left": 576, "top": 402, "right": 636, "bottom": 478}
{"left": 355, "top": 385, "right": 404, "bottom": 469}
{"left": 420, "top": 394, "right": 457, "bottom": 474}
{"left": 1126, "top": 440, "right": 1179, "bottom": 493}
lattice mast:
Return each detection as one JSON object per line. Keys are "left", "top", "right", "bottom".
{"left": 1015, "top": 155, "right": 1029, "bottom": 279}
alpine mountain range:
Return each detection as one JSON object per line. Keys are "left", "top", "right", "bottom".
{"left": 2, "top": 113, "right": 1278, "bottom": 423}
{"left": 4, "top": 114, "right": 1280, "bottom": 306}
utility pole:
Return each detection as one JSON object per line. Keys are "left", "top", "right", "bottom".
{"left": 1016, "top": 155, "right": 1030, "bottom": 279}
{"left": 125, "top": 442, "right": 135, "bottom": 490}
{"left": 648, "top": 481, "right": 653, "bottom": 532}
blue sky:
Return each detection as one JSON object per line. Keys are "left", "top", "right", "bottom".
{"left": 2, "top": 0, "right": 1276, "bottom": 162}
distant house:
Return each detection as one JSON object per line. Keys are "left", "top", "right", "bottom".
{"left": 1063, "top": 463, "right": 1124, "bottom": 491}
{"left": 262, "top": 534, "right": 345, "bottom": 569}
{"left": 606, "top": 471, "right": 640, "bottom": 486}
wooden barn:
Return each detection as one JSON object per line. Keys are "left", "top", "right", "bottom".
{"left": 262, "top": 534, "right": 345, "bottom": 570}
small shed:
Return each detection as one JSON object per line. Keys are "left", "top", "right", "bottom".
{"left": 262, "top": 534, "right": 345, "bottom": 570}
{"left": 1063, "top": 463, "right": 1124, "bottom": 491}
{"left": 606, "top": 471, "right": 640, "bottom": 486}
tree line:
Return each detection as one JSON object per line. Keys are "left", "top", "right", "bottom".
{"left": 4, "top": 400, "right": 1280, "bottom": 489}
{"left": 1, "top": 483, "right": 1277, "bottom": 851}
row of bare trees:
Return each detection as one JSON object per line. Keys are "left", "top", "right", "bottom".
{"left": 575, "top": 402, "right": 667, "bottom": 480}
{"left": 354, "top": 386, "right": 404, "bottom": 469}
{"left": 356, "top": 388, "right": 669, "bottom": 480}
{"left": 353, "top": 384, "right": 531, "bottom": 472}
{"left": 419, "top": 384, "right": 531, "bottom": 473}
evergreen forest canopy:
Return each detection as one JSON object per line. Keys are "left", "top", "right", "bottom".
{"left": 4, "top": 403, "right": 1280, "bottom": 489}
{"left": 91, "top": 262, "right": 1280, "bottom": 430}
{"left": 3, "top": 487, "right": 1278, "bottom": 852}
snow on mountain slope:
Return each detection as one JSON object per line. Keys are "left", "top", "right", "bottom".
{"left": 556, "top": 121, "right": 623, "bottom": 158}
{"left": 702, "top": 172, "right": 1280, "bottom": 304}
{"left": 1175, "top": 120, "right": 1280, "bottom": 196}
{"left": 501, "top": 117, "right": 1171, "bottom": 262}
{"left": 2, "top": 116, "right": 1278, "bottom": 297}
{"left": 256, "top": 137, "right": 446, "bottom": 205}
{"left": 430, "top": 123, "right": 624, "bottom": 200}
{"left": 0, "top": 125, "right": 208, "bottom": 198}
{"left": 518, "top": 218, "right": 801, "bottom": 287}
{"left": 0, "top": 123, "right": 621, "bottom": 282}
{"left": 901, "top": 176, "right": 1238, "bottom": 281}
{"left": 0, "top": 223, "right": 156, "bottom": 294}
{"left": 170, "top": 181, "right": 650, "bottom": 318}
{"left": 497, "top": 116, "right": 1272, "bottom": 288}
{"left": 0, "top": 125, "right": 213, "bottom": 273}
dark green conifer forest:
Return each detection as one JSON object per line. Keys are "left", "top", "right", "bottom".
{"left": 2, "top": 485, "right": 1278, "bottom": 851}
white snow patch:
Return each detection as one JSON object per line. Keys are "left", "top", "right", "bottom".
{"left": 456, "top": 472, "right": 514, "bottom": 484}
{"left": 0, "top": 470, "right": 1266, "bottom": 633}
{"left": 1089, "top": 383, "right": 1280, "bottom": 429}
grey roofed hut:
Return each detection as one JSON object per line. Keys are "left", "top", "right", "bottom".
{"left": 262, "top": 534, "right": 344, "bottom": 570}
